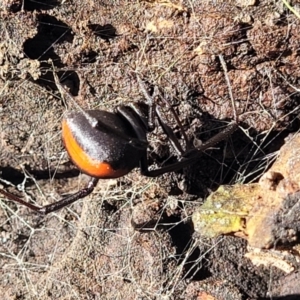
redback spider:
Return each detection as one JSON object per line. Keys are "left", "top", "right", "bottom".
{"left": 0, "top": 56, "right": 238, "bottom": 215}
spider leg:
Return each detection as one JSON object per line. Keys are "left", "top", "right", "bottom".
{"left": 137, "top": 75, "right": 187, "bottom": 156}
{"left": 0, "top": 178, "right": 99, "bottom": 215}
{"left": 155, "top": 87, "right": 192, "bottom": 151}
{"left": 183, "top": 55, "right": 239, "bottom": 158}
{"left": 139, "top": 122, "right": 237, "bottom": 177}
{"left": 139, "top": 55, "right": 239, "bottom": 177}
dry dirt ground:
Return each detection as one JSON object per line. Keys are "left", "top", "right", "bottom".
{"left": 1, "top": 0, "right": 300, "bottom": 299}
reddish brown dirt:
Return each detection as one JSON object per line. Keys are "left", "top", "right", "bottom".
{"left": 1, "top": 1, "right": 300, "bottom": 299}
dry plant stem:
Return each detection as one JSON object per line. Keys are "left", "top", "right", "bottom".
{"left": 219, "top": 54, "right": 238, "bottom": 123}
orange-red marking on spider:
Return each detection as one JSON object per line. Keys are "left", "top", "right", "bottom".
{"left": 62, "top": 120, "right": 128, "bottom": 178}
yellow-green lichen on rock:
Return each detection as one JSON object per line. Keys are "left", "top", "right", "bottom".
{"left": 192, "top": 184, "right": 260, "bottom": 239}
